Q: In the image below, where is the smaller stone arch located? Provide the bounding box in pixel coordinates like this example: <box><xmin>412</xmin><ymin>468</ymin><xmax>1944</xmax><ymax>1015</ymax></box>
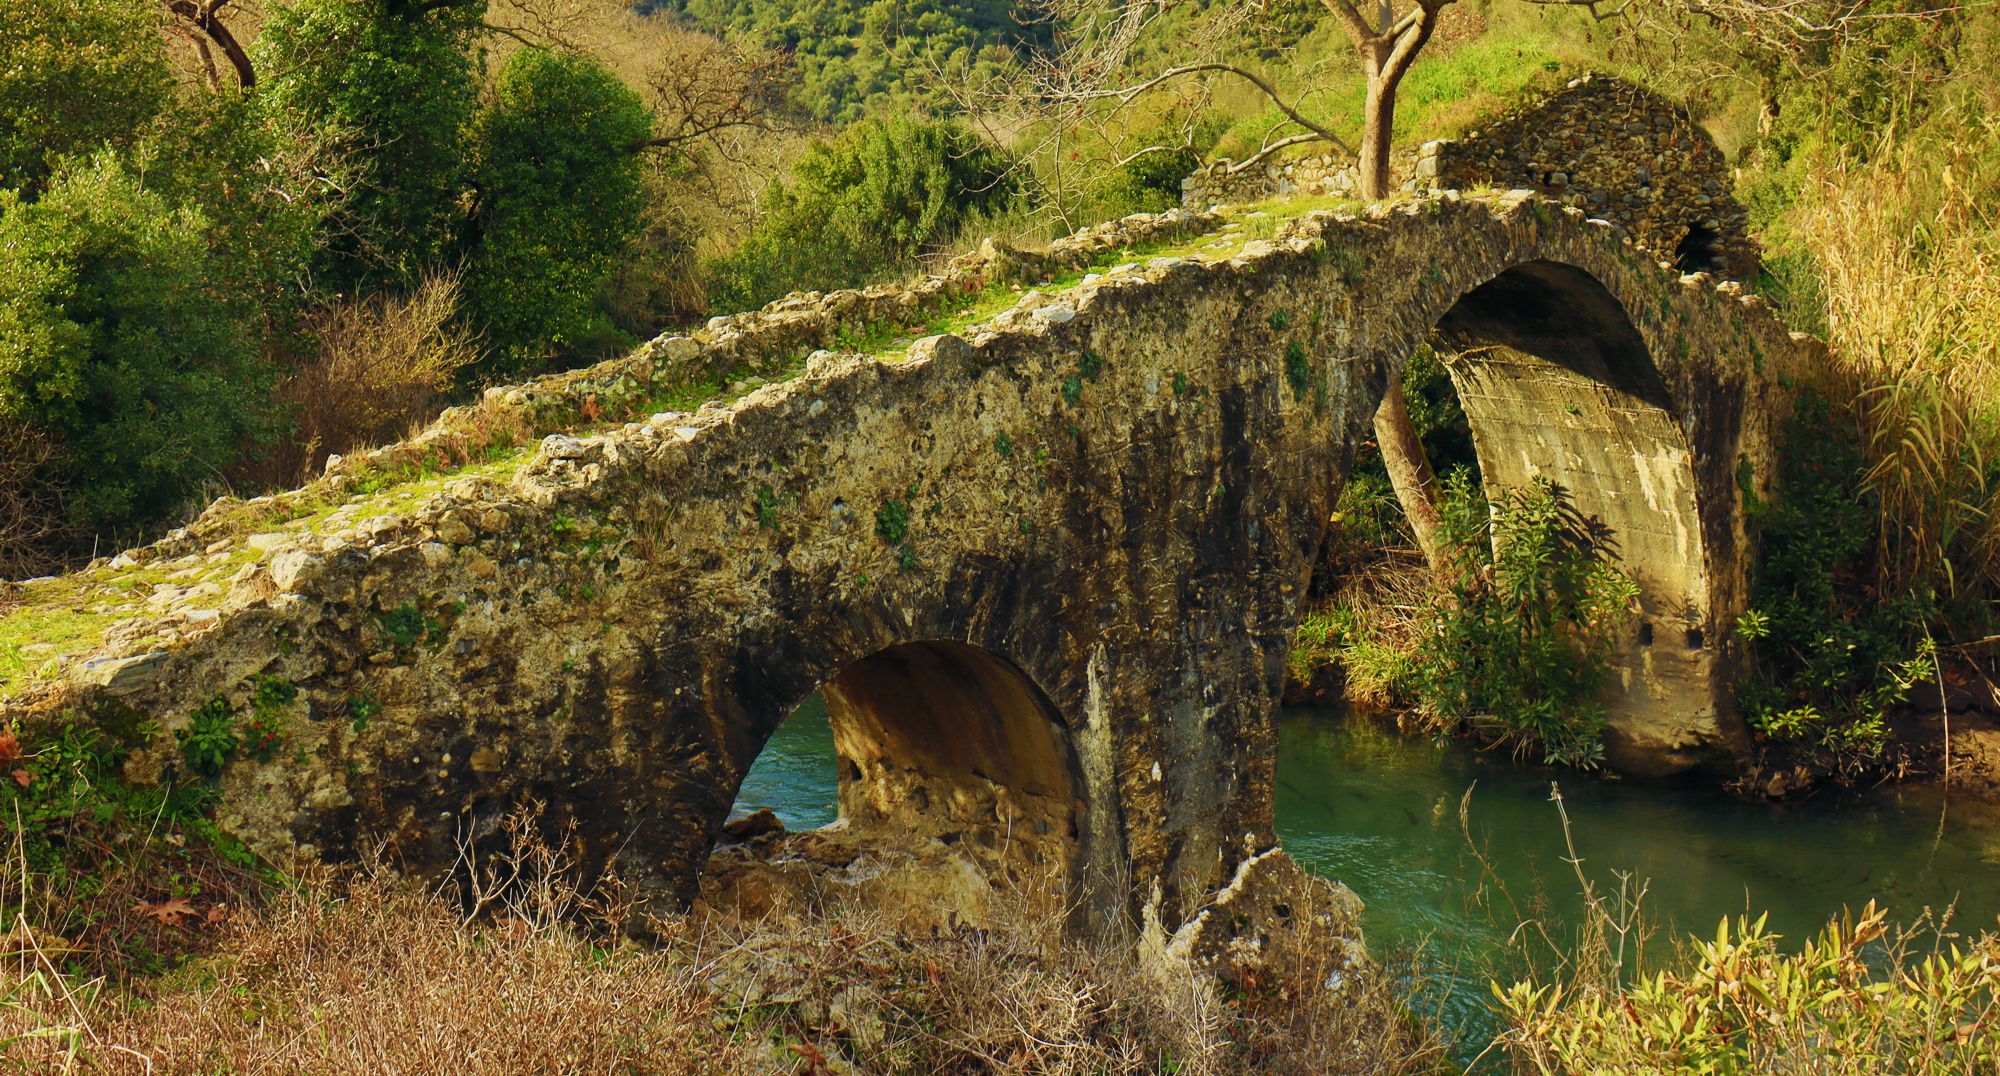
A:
<box><xmin>705</xmin><ymin>639</ymin><xmax>1084</xmax><ymax>931</ymax></box>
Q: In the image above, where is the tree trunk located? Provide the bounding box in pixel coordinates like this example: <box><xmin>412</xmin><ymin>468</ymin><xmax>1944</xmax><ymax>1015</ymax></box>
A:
<box><xmin>1358</xmin><ymin>72</ymin><xmax>1396</xmax><ymax>200</ymax></box>
<box><xmin>1373</xmin><ymin>370</ymin><xmax>1445</xmax><ymax>567</ymax></box>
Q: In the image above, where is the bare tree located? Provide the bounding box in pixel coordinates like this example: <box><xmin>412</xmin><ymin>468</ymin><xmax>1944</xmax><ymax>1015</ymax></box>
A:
<box><xmin>0</xmin><ymin>427</ymin><xmax>72</xmax><ymax>581</ymax></box>
<box><xmin>1325</xmin><ymin>0</ymin><xmax>1454</xmax><ymax>199</ymax></box>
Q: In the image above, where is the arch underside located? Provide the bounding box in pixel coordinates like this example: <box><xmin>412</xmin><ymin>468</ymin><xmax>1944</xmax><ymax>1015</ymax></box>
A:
<box><xmin>1432</xmin><ymin>261</ymin><xmax>1729</xmax><ymax>773</ymax></box>
<box><xmin>703</xmin><ymin>640</ymin><xmax>1082</xmax><ymax>931</ymax></box>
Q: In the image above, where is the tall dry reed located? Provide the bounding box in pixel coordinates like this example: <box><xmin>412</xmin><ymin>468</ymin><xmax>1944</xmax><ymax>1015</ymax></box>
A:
<box><xmin>1789</xmin><ymin>110</ymin><xmax>2000</xmax><ymax>610</ymax></box>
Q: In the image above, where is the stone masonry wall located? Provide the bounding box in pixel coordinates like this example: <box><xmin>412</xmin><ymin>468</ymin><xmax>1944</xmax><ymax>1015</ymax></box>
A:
<box><xmin>1420</xmin><ymin>73</ymin><xmax>1759</xmax><ymax>278</ymax></box>
<box><xmin>1184</xmin><ymin>73</ymin><xmax>1760</xmax><ymax>279</ymax></box>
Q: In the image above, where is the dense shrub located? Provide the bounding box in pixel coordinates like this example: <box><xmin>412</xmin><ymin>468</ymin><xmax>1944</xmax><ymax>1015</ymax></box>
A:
<box><xmin>0</xmin><ymin>0</ymin><xmax>172</xmax><ymax>197</ymax></box>
<box><xmin>255</xmin><ymin>0</ymin><xmax>487</xmax><ymax>292</ymax></box>
<box><xmin>708</xmin><ymin>116</ymin><xmax>1020</xmax><ymax>312</ymax></box>
<box><xmin>1732</xmin><ymin>395</ymin><xmax>1939</xmax><ymax>771</ymax></box>
<box><xmin>1398</xmin><ymin>476</ymin><xmax>1637</xmax><ymax>767</ymax></box>
<box><xmin>0</xmin><ymin>156</ymin><xmax>274</xmax><ymax>537</ymax></box>
<box><xmin>460</xmin><ymin>48</ymin><xmax>653</xmax><ymax>373</ymax></box>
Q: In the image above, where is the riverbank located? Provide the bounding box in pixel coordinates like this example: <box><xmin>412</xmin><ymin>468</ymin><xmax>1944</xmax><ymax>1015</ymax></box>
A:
<box><xmin>1283</xmin><ymin>578</ymin><xmax>2000</xmax><ymax>804</ymax></box>
<box><xmin>2</xmin><ymin>826</ymin><xmax>1446</xmax><ymax>1074</ymax></box>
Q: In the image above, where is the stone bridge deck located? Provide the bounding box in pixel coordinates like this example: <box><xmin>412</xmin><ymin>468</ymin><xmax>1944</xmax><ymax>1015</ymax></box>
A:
<box><xmin>0</xmin><ymin>190</ymin><xmax>1827</xmax><ymax>955</ymax></box>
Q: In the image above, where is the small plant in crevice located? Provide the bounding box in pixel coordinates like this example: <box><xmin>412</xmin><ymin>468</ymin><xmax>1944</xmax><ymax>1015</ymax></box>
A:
<box><xmin>876</xmin><ymin>495</ymin><xmax>918</xmax><ymax>572</ymax></box>
<box><xmin>375</xmin><ymin>602</ymin><xmax>445</xmax><ymax>651</ymax></box>
<box><xmin>177</xmin><ymin>696</ymin><xmax>239</xmax><ymax>779</ymax></box>
<box><xmin>875</xmin><ymin>498</ymin><xmax>910</xmax><ymax>545</ymax></box>
<box><xmin>348</xmin><ymin>693</ymin><xmax>381</xmax><ymax>732</ymax></box>
<box><xmin>753</xmin><ymin>484</ymin><xmax>780</xmax><ymax>530</ymax></box>
<box><xmin>1284</xmin><ymin>340</ymin><xmax>1312</xmax><ymax>400</ymax></box>
<box><xmin>1372</xmin><ymin>475</ymin><xmax>1639</xmax><ymax>768</ymax></box>
<box><xmin>242</xmin><ymin>676</ymin><xmax>299</xmax><ymax>764</ymax></box>
<box><xmin>1079</xmin><ymin>349</ymin><xmax>1105</xmax><ymax>382</ymax></box>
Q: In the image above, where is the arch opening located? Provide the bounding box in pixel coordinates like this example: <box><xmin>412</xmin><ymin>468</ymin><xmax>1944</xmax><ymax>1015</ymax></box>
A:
<box><xmin>1431</xmin><ymin>262</ymin><xmax>1719</xmax><ymax>770</ymax></box>
<box><xmin>1299</xmin><ymin>260</ymin><xmax>1725</xmax><ymax>773</ymax></box>
<box><xmin>713</xmin><ymin>640</ymin><xmax>1082</xmax><ymax>929</ymax></box>
<box><xmin>1674</xmin><ymin>223</ymin><xmax>1724</xmax><ymax>273</ymax></box>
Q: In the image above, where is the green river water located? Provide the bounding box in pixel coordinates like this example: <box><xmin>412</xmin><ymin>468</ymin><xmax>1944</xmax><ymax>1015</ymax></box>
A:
<box><xmin>733</xmin><ymin>696</ymin><xmax>2000</xmax><ymax>1065</ymax></box>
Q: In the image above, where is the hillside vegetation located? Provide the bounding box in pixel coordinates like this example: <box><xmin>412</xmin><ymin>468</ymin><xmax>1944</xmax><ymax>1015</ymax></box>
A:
<box><xmin>6</xmin><ymin>0</ymin><xmax>2000</xmax><ymax>1070</ymax></box>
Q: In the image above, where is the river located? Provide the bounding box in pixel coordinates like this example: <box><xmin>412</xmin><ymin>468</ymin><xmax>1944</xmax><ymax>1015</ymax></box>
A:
<box><xmin>733</xmin><ymin>695</ymin><xmax>2000</xmax><ymax>1065</ymax></box>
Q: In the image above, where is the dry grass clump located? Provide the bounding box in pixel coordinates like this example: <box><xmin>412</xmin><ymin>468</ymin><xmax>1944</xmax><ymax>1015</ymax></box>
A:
<box><xmin>260</xmin><ymin>274</ymin><xmax>481</xmax><ymax>486</ymax></box>
<box><xmin>1787</xmin><ymin>110</ymin><xmax>2000</xmax><ymax>611</ymax></box>
<box><xmin>2</xmin><ymin>814</ymin><xmax>1449</xmax><ymax>1075</ymax></box>
<box><xmin>4</xmin><ymin>871</ymin><xmax>744</xmax><ymax>1074</ymax></box>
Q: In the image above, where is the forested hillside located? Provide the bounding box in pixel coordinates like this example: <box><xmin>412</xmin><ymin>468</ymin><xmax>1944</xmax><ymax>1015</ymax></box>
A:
<box><xmin>646</xmin><ymin>0</ymin><xmax>1046</xmax><ymax>121</ymax></box>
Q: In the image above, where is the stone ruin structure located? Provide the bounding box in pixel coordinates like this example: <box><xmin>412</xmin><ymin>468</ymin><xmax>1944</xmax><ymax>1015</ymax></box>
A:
<box><xmin>1183</xmin><ymin>73</ymin><xmax>1760</xmax><ymax>279</ymax></box>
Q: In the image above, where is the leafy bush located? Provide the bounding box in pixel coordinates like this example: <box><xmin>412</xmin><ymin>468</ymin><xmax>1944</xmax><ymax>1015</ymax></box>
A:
<box><xmin>0</xmin><ymin>717</ymin><xmax>258</xmax><ymax>977</ymax></box>
<box><xmin>459</xmin><ymin>48</ymin><xmax>654</xmax><ymax>372</ymax></box>
<box><xmin>0</xmin><ymin>155</ymin><xmax>275</xmax><ymax>536</ymax></box>
<box><xmin>1495</xmin><ymin>902</ymin><xmax>2000</xmax><ymax>1074</ymax></box>
<box><xmin>1399</xmin><ymin>475</ymin><xmax>1638</xmax><ymax>767</ymax></box>
<box><xmin>1732</xmin><ymin>394</ymin><xmax>1938</xmax><ymax>770</ymax></box>
<box><xmin>708</xmin><ymin>117</ymin><xmax>1020</xmax><ymax>312</ymax></box>
<box><xmin>0</xmin><ymin>0</ymin><xmax>171</xmax><ymax>197</ymax></box>
<box><xmin>255</xmin><ymin>0</ymin><xmax>486</xmax><ymax>292</ymax></box>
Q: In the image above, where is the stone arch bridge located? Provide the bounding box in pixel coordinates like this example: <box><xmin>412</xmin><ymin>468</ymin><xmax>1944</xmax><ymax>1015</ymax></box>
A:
<box><xmin>0</xmin><ymin>191</ymin><xmax>1825</xmax><ymax>955</ymax></box>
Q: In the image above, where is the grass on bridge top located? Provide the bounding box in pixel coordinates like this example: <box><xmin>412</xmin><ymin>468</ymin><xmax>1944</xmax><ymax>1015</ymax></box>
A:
<box><xmin>0</xmin><ymin>190</ymin><xmax>1400</xmax><ymax>698</ymax></box>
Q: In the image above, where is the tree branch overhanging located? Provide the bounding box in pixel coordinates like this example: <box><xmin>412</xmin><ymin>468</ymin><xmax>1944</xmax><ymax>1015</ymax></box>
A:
<box><xmin>166</xmin><ymin>0</ymin><xmax>255</xmax><ymax>89</ymax></box>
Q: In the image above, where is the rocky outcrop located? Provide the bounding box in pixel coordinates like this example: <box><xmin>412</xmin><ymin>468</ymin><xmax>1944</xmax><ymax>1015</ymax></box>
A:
<box><xmin>0</xmin><ymin>190</ymin><xmax>1827</xmax><ymax>965</ymax></box>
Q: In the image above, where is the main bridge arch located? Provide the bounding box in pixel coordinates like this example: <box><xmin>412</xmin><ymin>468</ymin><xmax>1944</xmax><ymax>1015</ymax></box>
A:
<box><xmin>0</xmin><ymin>191</ymin><xmax>1821</xmax><ymax>956</ymax></box>
<box><xmin>1410</xmin><ymin>259</ymin><xmax>1740</xmax><ymax>772</ymax></box>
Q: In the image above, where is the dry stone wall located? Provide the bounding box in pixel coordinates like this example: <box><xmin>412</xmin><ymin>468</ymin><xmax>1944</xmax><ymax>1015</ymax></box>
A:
<box><xmin>1185</xmin><ymin>74</ymin><xmax>1759</xmax><ymax>279</ymax></box>
<box><xmin>0</xmin><ymin>190</ymin><xmax>1826</xmax><ymax>968</ymax></box>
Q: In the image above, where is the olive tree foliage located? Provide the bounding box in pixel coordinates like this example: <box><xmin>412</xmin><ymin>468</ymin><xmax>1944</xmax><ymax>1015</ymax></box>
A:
<box><xmin>708</xmin><ymin>116</ymin><xmax>1021</xmax><ymax>313</ymax></box>
<box><xmin>0</xmin><ymin>0</ymin><xmax>176</xmax><ymax>197</ymax></box>
<box><xmin>460</xmin><ymin>47</ymin><xmax>654</xmax><ymax>371</ymax></box>
<box><xmin>0</xmin><ymin>157</ymin><xmax>274</xmax><ymax>534</ymax></box>
<box><xmin>254</xmin><ymin>0</ymin><xmax>490</xmax><ymax>293</ymax></box>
